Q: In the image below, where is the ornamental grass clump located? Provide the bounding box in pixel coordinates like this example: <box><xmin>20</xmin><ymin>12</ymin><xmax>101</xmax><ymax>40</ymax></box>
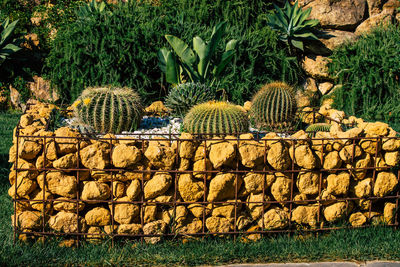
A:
<box><xmin>250</xmin><ymin>81</ymin><xmax>297</xmax><ymax>131</ymax></box>
<box><xmin>183</xmin><ymin>101</ymin><xmax>249</xmax><ymax>135</ymax></box>
<box><xmin>72</xmin><ymin>86</ymin><xmax>144</xmax><ymax>134</ymax></box>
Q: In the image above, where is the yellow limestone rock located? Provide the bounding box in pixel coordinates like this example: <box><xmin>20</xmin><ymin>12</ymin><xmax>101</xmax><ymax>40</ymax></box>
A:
<box><xmin>206</xmin><ymin>216</ymin><xmax>231</xmax><ymax>233</ymax></box>
<box><xmin>144</xmin><ymin>144</ymin><xmax>175</xmax><ymax>170</ymax></box>
<box><xmin>271</xmin><ymin>174</ymin><xmax>291</xmax><ymax>202</ymax></box>
<box><xmin>53</xmin><ymin>197</ymin><xmax>85</xmax><ymax>212</ymax></box>
<box><xmin>85</xmin><ymin>207</ymin><xmax>112</xmax><ymax>226</ymax></box>
<box><xmin>294</xmin><ymin>145</ymin><xmax>319</xmax><ymax>169</ymax></box>
<box><xmin>323</xmin><ymin>202</ymin><xmax>348</xmax><ymax>222</ymax></box>
<box><xmin>48</xmin><ymin>211</ymin><xmax>87</xmax><ymax>233</ymax></box>
<box><xmin>110</xmin><ymin>196</ymin><xmax>140</xmax><ymax>224</ymax></box>
<box><xmin>267</xmin><ymin>142</ymin><xmax>291</xmax><ymax>171</ymax></box>
<box><xmin>126</xmin><ymin>179</ymin><xmax>141</xmax><ymax>200</ymax></box>
<box><xmin>209</xmin><ymin>141</ymin><xmax>236</xmax><ymax>169</ymax></box>
<box><xmin>179</xmin><ymin>133</ymin><xmax>197</xmax><ymax>159</ymax></box>
<box><xmin>178</xmin><ymin>173</ymin><xmax>204</xmax><ymax>202</ymax></box>
<box><xmin>353</xmin><ymin>178</ymin><xmax>372</xmax><ymax>198</ymax></box>
<box><xmin>384</xmin><ymin>202</ymin><xmax>396</xmax><ymax>224</ymax></box>
<box><xmin>296</xmin><ymin>171</ymin><xmax>320</xmax><ymax>195</ymax></box>
<box><xmin>247</xmin><ymin>193</ymin><xmax>271</xmax><ymax>220</ymax></box>
<box><xmin>54</xmin><ymin>127</ymin><xmax>81</xmax><ymax>155</ymax></box>
<box><xmin>238</xmin><ymin>139</ymin><xmax>265</xmax><ymax>168</ymax></box>
<box><xmin>193</xmin><ymin>158</ymin><xmax>213</xmax><ymax>180</ymax></box>
<box><xmin>118</xmin><ymin>224</ymin><xmax>142</xmax><ymax>235</ymax></box>
<box><xmin>12</xmin><ymin>211</ymin><xmax>42</xmax><ymax>230</ymax></box>
<box><xmin>384</xmin><ymin>151</ymin><xmax>400</xmax><ymax>166</ymax></box>
<box><xmin>81</xmin><ymin>181</ymin><xmax>111</xmax><ymax>200</ymax></box>
<box><xmin>373</xmin><ymin>172</ymin><xmax>398</xmax><ymax>197</ymax></box>
<box><xmin>80</xmin><ymin>141</ymin><xmax>110</xmax><ymax>169</ymax></box>
<box><xmin>323</xmin><ymin>151</ymin><xmax>342</xmax><ymax>170</ymax></box>
<box><xmin>143</xmin><ymin>220</ymin><xmax>168</xmax><ymax>244</ymax></box>
<box><xmin>18</xmin><ymin>139</ymin><xmax>42</xmax><ymax>160</ymax></box>
<box><xmin>46</xmin><ymin>171</ymin><xmax>77</xmax><ymax>198</ymax></box>
<box><xmin>112</xmin><ymin>144</ymin><xmax>141</xmax><ymax>168</ymax></box>
<box><xmin>349</xmin><ymin>212</ymin><xmax>367</xmax><ymax>226</ymax></box>
<box><xmin>291</xmin><ymin>205</ymin><xmax>319</xmax><ymax>227</ymax></box>
<box><xmin>243</xmin><ymin>172</ymin><xmax>275</xmax><ymax>195</ymax></box>
<box><xmin>144</xmin><ymin>172</ymin><xmax>172</xmax><ymax>199</ymax></box>
<box><xmin>52</xmin><ymin>153</ymin><xmax>77</xmax><ymax>169</ymax></box>
<box><xmin>326</xmin><ymin>172</ymin><xmax>350</xmax><ymax>196</ymax></box>
<box><xmin>207</xmin><ymin>172</ymin><xmax>242</xmax><ymax>202</ymax></box>
<box><xmin>258</xmin><ymin>208</ymin><xmax>289</xmax><ymax>230</ymax></box>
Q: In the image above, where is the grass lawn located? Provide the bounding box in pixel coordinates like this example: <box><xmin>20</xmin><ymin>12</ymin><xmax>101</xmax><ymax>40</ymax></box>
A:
<box><xmin>1</xmin><ymin>111</ymin><xmax>400</xmax><ymax>266</ymax></box>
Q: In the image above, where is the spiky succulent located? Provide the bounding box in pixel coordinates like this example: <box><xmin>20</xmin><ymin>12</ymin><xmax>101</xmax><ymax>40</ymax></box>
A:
<box><xmin>165</xmin><ymin>82</ymin><xmax>215</xmax><ymax>117</ymax></box>
<box><xmin>305</xmin><ymin>123</ymin><xmax>332</xmax><ymax>134</ymax></box>
<box><xmin>250</xmin><ymin>81</ymin><xmax>297</xmax><ymax>131</ymax></box>
<box><xmin>0</xmin><ymin>17</ymin><xmax>22</xmax><ymax>66</ymax></box>
<box><xmin>183</xmin><ymin>101</ymin><xmax>249</xmax><ymax>135</ymax></box>
<box><xmin>72</xmin><ymin>86</ymin><xmax>144</xmax><ymax>134</ymax></box>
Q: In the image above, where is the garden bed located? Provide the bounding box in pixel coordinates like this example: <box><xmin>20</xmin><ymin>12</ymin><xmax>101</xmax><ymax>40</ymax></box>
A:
<box><xmin>8</xmin><ymin>103</ymin><xmax>400</xmax><ymax>245</ymax></box>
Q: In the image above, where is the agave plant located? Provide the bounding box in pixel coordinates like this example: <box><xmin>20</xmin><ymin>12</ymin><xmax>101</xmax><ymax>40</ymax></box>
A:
<box><xmin>267</xmin><ymin>1</ymin><xmax>319</xmax><ymax>53</ymax></box>
<box><xmin>76</xmin><ymin>0</ymin><xmax>110</xmax><ymax>19</ymax></box>
<box><xmin>158</xmin><ymin>21</ymin><xmax>237</xmax><ymax>87</ymax></box>
<box><xmin>0</xmin><ymin>17</ymin><xmax>22</xmax><ymax>66</ymax></box>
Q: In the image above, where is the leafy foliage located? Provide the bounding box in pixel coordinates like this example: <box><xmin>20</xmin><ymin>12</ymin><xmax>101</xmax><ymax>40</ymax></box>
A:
<box><xmin>0</xmin><ymin>17</ymin><xmax>22</xmax><ymax>66</ymax></box>
<box><xmin>267</xmin><ymin>0</ymin><xmax>319</xmax><ymax>52</ymax></box>
<box><xmin>159</xmin><ymin>21</ymin><xmax>237</xmax><ymax>88</ymax></box>
<box><xmin>46</xmin><ymin>0</ymin><xmax>304</xmax><ymax>104</ymax></box>
<box><xmin>329</xmin><ymin>24</ymin><xmax>400</xmax><ymax>123</ymax></box>
<box><xmin>165</xmin><ymin>82</ymin><xmax>215</xmax><ymax>118</ymax></box>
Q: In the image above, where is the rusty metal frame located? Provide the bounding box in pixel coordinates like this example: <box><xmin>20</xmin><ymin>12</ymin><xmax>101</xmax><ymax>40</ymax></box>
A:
<box><xmin>11</xmin><ymin>110</ymin><xmax>400</xmax><ymax>246</ymax></box>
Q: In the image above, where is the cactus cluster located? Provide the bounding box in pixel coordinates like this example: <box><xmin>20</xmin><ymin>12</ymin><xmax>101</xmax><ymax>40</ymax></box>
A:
<box><xmin>73</xmin><ymin>86</ymin><xmax>144</xmax><ymax>134</ymax></box>
<box><xmin>165</xmin><ymin>82</ymin><xmax>215</xmax><ymax>117</ymax></box>
<box><xmin>183</xmin><ymin>101</ymin><xmax>249</xmax><ymax>135</ymax></box>
<box><xmin>250</xmin><ymin>81</ymin><xmax>297</xmax><ymax>130</ymax></box>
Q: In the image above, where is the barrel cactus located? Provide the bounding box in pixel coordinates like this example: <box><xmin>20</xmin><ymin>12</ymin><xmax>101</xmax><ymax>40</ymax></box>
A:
<box><xmin>305</xmin><ymin>123</ymin><xmax>332</xmax><ymax>133</ymax></box>
<box><xmin>250</xmin><ymin>81</ymin><xmax>297</xmax><ymax>130</ymax></box>
<box><xmin>165</xmin><ymin>82</ymin><xmax>215</xmax><ymax>117</ymax></box>
<box><xmin>183</xmin><ymin>101</ymin><xmax>249</xmax><ymax>135</ymax></box>
<box><xmin>72</xmin><ymin>86</ymin><xmax>144</xmax><ymax>134</ymax></box>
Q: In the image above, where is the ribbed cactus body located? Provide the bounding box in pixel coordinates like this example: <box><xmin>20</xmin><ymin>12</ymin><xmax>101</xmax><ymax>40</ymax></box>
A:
<box><xmin>305</xmin><ymin>123</ymin><xmax>332</xmax><ymax>134</ymax></box>
<box><xmin>73</xmin><ymin>86</ymin><xmax>143</xmax><ymax>134</ymax></box>
<box><xmin>183</xmin><ymin>101</ymin><xmax>249</xmax><ymax>135</ymax></box>
<box><xmin>165</xmin><ymin>82</ymin><xmax>215</xmax><ymax>117</ymax></box>
<box><xmin>250</xmin><ymin>81</ymin><xmax>297</xmax><ymax>130</ymax></box>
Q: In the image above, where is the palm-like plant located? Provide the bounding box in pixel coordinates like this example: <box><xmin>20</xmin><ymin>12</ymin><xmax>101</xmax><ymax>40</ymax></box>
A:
<box><xmin>267</xmin><ymin>1</ymin><xmax>319</xmax><ymax>53</ymax></box>
<box><xmin>0</xmin><ymin>17</ymin><xmax>22</xmax><ymax>66</ymax></box>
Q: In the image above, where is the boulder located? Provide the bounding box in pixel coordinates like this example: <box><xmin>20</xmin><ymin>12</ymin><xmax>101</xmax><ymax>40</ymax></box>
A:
<box><xmin>144</xmin><ymin>172</ymin><xmax>172</xmax><ymax>199</ymax></box>
<box><xmin>243</xmin><ymin>172</ymin><xmax>275</xmax><ymax>195</ymax></box>
<box><xmin>18</xmin><ymin>139</ymin><xmax>42</xmax><ymax>160</ymax></box>
<box><xmin>12</xmin><ymin>211</ymin><xmax>42</xmax><ymax>230</ymax></box>
<box><xmin>81</xmin><ymin>181</ymin><xmax>111</xmax><ymax>200</ymax></box>
<box><xmin>177</xmin><ymin>218</ymin><xmax>203</xmax><ymax>234</ymax></box>
<box><xmin>373</xmin><ymin>172</ymin><xmax>398</xmax><ymax>197</ymax></box>
<box><xmin>323</xmin><ymin>151</ymin><xmax>342</xmax><ymax>170</ymax></box>
<box><xmin>209</xmin><ymin>141</ymin><xmax>236</xmax><ymax>169</ymax></box>
<box><xmin>318</xmin><ymin>82</ymin><xmax>334</xmax><ymax>95</ymax></box>
<box><xmin>349</xmin><ymin>212</ymin><xmax>367</xmax><ymax>226</ymax></box>
<box><xmin>308</xmin><ymin>30</ymin><xmax>358</xmax><ymax>55</ymax></box>
<box><xmin>238</xmin><ymin>140</ymin><xmax>265</xmax><ymax>168</ymax></box>
<box><xmin>258</xmin><ymin>208</ymin><xmax>289</xmax><ymax>230</ymax></box>
<box><xmin>247</xmin><ymin>193</ymin><xmax>271</xmax><ymax>220</ymax></box>
<box><xmin>112</xmin><ymin>144</ymin><xmax>141</xmax><ymax>168</ymax></box>
<box><xmin>112</xmin><ymin>181</ymin><xmax>126</xmax><ymax>198</ymax></box>
<box><xmin>188</xmin><ymin>203</ymin><xmax>212</xmax><ymax>218</ymax></box>
<box><xmin>293</xmin><ymin>145</ymin><xmax>319</xmax><ymax>169</ymax></box>
<box><xmin>111</xmin><ymin>196</ymin><xmax>140</xmax><ymax>224</ymax></box>
<box><xmin>271</xmin><ymin>174</ymin><xmax>292</xmax><ymax>202</ymax></box>
<box><xmin>80</xmin><ymin>142</ymin><xmax>110</xmax><ymax>169</ymax></box>
<box><xmin>267</xmin><ymin>142</ymin><xmax>291</xmax><ymax>171</ymax></box>
<box><xmin>350</xmin><ymin>153</ymin><xmax>372</xmax><ymax>180</ymax></box>
<box><xmin>52</xmin><ymin>153</ymin><xmax>77</xmax><ymax>169</ymax></box>
<box><xmin>193</xmin><ymin>159</ymin><xmax>213</xmax><ymax>180</ymax></box>
<box><xmin>48</xmin><ymin>211</ymin><xmax>87</xmax><ymax>233</ymax></box>
<box><xmin>355</xmin><ymin>11</ymin><xmax>393</xmax><ymax>36</ymax></box>
<box><xmin>299</xmin><ymin>0</ymin><xmax>366</xmax><ymax>30</ymax></box>
<box><xmin>85</xmin><ymin>207</ymin><xmax>112</xmax><ymax>226</ymax></box>
<box><xmin>384</xmin><ymin>202</ymin><xmax>396</xmax><ymax>224</ymax></box>
<box><xmin>302</xmin><ymin>55</ymin><xmax>332</xmax><ymax>80</ymax></box>
<box><xmin>178</xmin><ymin>173</ymin><xmax>204</xmax><ymax>202</ymax></box>
<box><xmin>126</xmin><ymin>179</ymin><xmax>141</xmax><ymax>200</ymax></box>
<box><xmin>323</xmin><ymin>202</ymin><xmax>348</xmax><ymax>222</ymax></box>
<box><xmin>367</xmin><ymin>0</ymin><xmax>384</xmax><ymax>15</ymax></box>
<box><xmin>53</xmin><ymin>197</ymin><xmax>85</xmax><ymax>212</ymax></box>
<box><xmin>143</xmin><ymin>220</ymin><xmax>167</xmax><ymax>244</ymax></box>
<box><xmin>353</xmin><ymin>178</ymin><xmax>372</xmax><ymax>198</ymax></box>
<box><xmin>363</xmin><ymin>121</ymin><xmax>389</xmax><ymax>137</ymax></box>
<box><xmin>384</xmin><ymin>151</ymin><xmax>400</xmax><ymax>166</ymax></box>
<box><xmin>339</xmin><ymin>144</ymin><xmax>363</xmax><ymax>163</ymax></box>
<box><xmin>206</xmin><ymin>216</ymin><xmax>231</xmax><ymax>233</ymax></box>
<box><xmin>144</xmin><ymin>204</ymin><xmax>158</xmax><ymax>224</ymax></box>
<box><xmin>179</xmin><ymin>133</ymin><xmax>197</xmax><ymax>159</ymax></box>
<box><xmin>28</xmin><ymin>76</ymin><xmax>59</xmax><ymax>102</ymax></box>
<box><xmin>297</xmin><ymin>171</ymin><xmax>320</xmax><ymax>195</ymax></box>
<box><xmin>8</xmin><ymin>177</ymin><xmax>37</xmax><ymax>199</ymax></box>
<box><xmin>30</xmin><ymin>190</ymin><xmax>52</xmax><ymax>211</ymax></box>
<box><xmin>118</xmin><ymin>224</ymin><xmax>142</xmax><ymax>235</ymax></box>
<box><xmin>54</xmin><ymin>127</ymin><xmax>81</xmax><ymax>155</ymax></box>
<box><xmin>145</xmin><ymin>101</ymin><xmax>169</xmax><ymax>116</ymax></box>
<box><xmin>207</xmin><ymin>172</ymin><xmax>242</xmax><ymax>202</ymax></box>
<box><xmin>144</xmin><ymin>144</ymin><xmax>175</xmax><ymax>170</ymax></box>
<box><xmin>291</xmin><ymin>205</ymin><xmax>319</xmax><ymax>227</ymax></box>
<box><xmin>46</xmin><ymin>171</ymin><xmax>77</xmax><ymax>198</ymax></box>
<box><xmin>327</xmin><ymin>172</ymin><xmax>350</xmax><ymax>195</ymax></box>
<box><xmin>211</xmin><ymin>200</ymin><xmax>240</xmax><ymax>219</ymax></box>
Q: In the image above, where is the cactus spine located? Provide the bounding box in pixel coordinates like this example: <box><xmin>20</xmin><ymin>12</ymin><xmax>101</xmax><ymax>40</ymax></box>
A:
<box><xmin>165</xmin><ymin>82</ymin><xmax>215</xmax><ymax>117</ymax></box>
<box><xmin>183</xmin><ymin>101</ymin><xmax>249</xmax><ymax>135</ymax></box>
<box><xmin>250</xmin><ymin>81</ymin><xmax>297</xmax><ymax>130</ymax></box>
<box><xmin>305</xmin><ymin>123</ymin><xmax>332</xmax><ymax>133</ymax></box>
<box><xmin>73</xmin><ymin>86</ymin><xmax>144</xmax><ymax>134</ymax></box>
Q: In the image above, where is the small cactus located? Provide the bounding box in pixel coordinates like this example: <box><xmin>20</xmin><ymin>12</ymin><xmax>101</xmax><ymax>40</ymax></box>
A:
<box><xmin>165</xmin><ymin>82</ymin><xmax>215</xmax><ymax>117</ymax></box>
<box><xmin>183</xmin><ymin>101</ymin><xmax>249</xmax><ymax>135</ymax></box>
<box><xmin>305</xmin><ymin>123</ymin><xmax>332</xmax><ymax>135</ymax></box>
<box><xmin>72</xmin><ymin>86</ymin><xmax>144</xmax><ymax>134</ymax></box>
<box><xmin>250</xmin><ymin>81</ymin><xmax>297</xmax><ymax>130</ymax></box>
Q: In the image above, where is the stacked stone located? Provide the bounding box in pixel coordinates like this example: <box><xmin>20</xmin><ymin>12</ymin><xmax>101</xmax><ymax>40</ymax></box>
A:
<box><xmin>9</xmin><ymin>109</ymin><xmax>400</xmax><ymax>243</ymax></box>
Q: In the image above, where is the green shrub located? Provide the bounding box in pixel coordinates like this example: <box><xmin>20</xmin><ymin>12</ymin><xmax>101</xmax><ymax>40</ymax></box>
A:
<box><xmin>183</xmin><ymin>101</ymin><xmax>249</xmax><ymax>135</ymax></box>
<box><xmin>329</xmin><ymin>24</ymin><xmax>400</xmax><ymax>123</ymax></box>
<box><xmin>46</xmin><ymin>0</ymin><xmax>303</xmax><ymax>104</ymax></box>
<box><xmin>73</xmin><ymin>86</ymin><xmax>144</xmax><ymax>134</ymax></box>
<box><xmin>165</xmin><ymin>82</ymin><xmax>215</xmax><ymax>118</ymax></box>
